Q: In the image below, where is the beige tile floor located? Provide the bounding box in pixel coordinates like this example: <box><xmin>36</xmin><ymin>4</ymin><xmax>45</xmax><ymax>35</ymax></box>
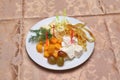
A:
<box><xmin>0</xmin><ymin>0</ymin><xmax>120</xmax><ymax>80</ymax></box>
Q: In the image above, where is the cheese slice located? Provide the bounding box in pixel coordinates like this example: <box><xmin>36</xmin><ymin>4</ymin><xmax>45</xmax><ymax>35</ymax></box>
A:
<box><xmin>74</xmin><ymin>44</ymin><xmax>83</xmax><ymax>58</ymax></box>
<box><xmin>61</xmin><ymin>36</ymin><xmax>83</xmax><ymax>59</ymax></box>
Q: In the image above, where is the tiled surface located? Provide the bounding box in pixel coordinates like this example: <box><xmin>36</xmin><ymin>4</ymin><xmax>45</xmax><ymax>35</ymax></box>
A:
<box><xmin>0</xmin><ymin>0</ymin><xmax>120</xmax><ymax>80</ymax></box>
<box><xmin>0</xmin><ymin>19</ymin><xmax>22</xmax><ymax>80</ymax></box>
<box><xmin>101</xmin><ymin>0</ymin><xmax>120</xmax><ymax>13</ymax></box>
<box><xmin>24</xmin><ymin>0</ymin><xmax>104</xmax><ymax>18</ymax></box>
<box><xmin>20</xmin><ymin>17</ymin><xmax>120</xmax><ymax>80</ymax></box>
<box><xmin>105</xmin><ymin>15</ymin><xmax>120</xmax><ymax>73</ymax></box>
<box><xmin>0</xmin><ymin>0</ymin><xmax>22</xmax><ymax>20</ymax></box>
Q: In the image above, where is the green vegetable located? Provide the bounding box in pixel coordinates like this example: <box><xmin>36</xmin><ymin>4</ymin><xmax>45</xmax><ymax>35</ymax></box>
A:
<box><xmin>48</xmin><ymin>56</ymin><xmax>56</xmax><ymax>64</ymax></box>
<box><xmin>29</xmin><ymin>27</ymin><xmax>52</xmax><ymax>43</ymax></box>
<box><xmin>63</xmin><ymin>9</ymin><xmax>66</xmax><ymax>16</ymax></box>
<box><xmin>56</xmin><ymin>14</ymin><xmax>59</xmax><ymax>22</ymax></box>
<box><xmin>56</xmin><ymin>56</ymin><xmax>64</xmax><ymax>66</ymax></box>
<box><xmin>55</xmin><ymin>9</ymin><xmax>69</xmax><ymax>32</ymax></box>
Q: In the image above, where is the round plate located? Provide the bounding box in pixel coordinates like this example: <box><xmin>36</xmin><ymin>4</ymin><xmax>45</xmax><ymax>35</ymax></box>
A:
<box><xmin>26</xmin><ymin>16</ymin><xmax>94</xmax><ymax>70</ymax></box>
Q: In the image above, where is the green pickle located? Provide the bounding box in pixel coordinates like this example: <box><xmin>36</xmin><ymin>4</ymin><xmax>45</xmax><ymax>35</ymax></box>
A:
<box><xmin>56</xmin><ymin>56</ymin><xmax>64</xmax><ymax>66</ymax></box>
<box><xmin>48</xmin><ymin>56</ymin><xmax>56</xmax><ymax>64</ymax></box>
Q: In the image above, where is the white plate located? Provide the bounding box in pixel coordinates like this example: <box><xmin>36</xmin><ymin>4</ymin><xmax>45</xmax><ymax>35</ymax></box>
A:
<box><xmin>26</xmin><ymin>16</ymin><xmax>94</xmax><ymax>70</ymax></box>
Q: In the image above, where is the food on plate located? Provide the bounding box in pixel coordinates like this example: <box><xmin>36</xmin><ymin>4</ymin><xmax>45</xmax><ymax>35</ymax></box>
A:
<box><xmin>29</xmin><ymin>16</ymin><xmax>95</xmax><ymax>66</ymax></box>
<box><xmin>56</xmin><ymin>56</ymin><xmax>64</xmax><ymax>66</ymax></box>
<box><xmin>36</xmin><ymin>43</ymin><xmax>43</xmax><ymax>53</ymax></box>
<box><xmin>48</xmin><ymin>56</ymin><xmax>56</xmax><ymax>64</ymax></box>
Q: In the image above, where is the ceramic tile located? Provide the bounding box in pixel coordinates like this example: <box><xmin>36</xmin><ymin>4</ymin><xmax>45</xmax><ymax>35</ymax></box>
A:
<box><xmin>24</xmin><ymin>0</ymin><xmax>104</xmax><ymax>18</ymax></box>
<box><xmin>0</xmin><ymin>19</ymin><xmax>22</xmax><ymax>80</ymax></box>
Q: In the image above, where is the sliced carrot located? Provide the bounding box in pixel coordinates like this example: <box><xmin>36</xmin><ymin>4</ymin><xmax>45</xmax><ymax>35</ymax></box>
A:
<box><xmin>57</xmin><ymin>39</ymin><xmax>62</xmax><ymax>44</ymax></box>
<box><xmin>44</xmin><ymin>51</ymin><xmax>49</xmax><ymax>58</ymax></box>
<box><xmin>44</xmin><ymin>44</ymin><xmax>48</xmax><ymax>50</ymax></box>
<box><xmin>50</xmin><ymin>37</ymin><xmax>58</xmax><ymax>44</ymax></box>
<box><xmin>47</xmin><ymin>44</ymin><xmax>55</xmax><ymax>54</ymax></box>
<box><xmin>55</xmin><ymin>43</ymin><xmax>61</xmax><ymax>50</ymax></box>
<box><xmin>38</xmin><ymin>41</ymin><xmax>43</xmax><ymax>45</ymax></box>
<box><xmin>36</xmin><ymin>44</ymin><xmax>43</xmax><ymax>53</ymax></box>
<box><xmin>53</xmin><ymin>51</ymin><xmax>58</xmax><ymax>58</ymax></box>
<box><xmin>45</xmin><ymin>39</ymin><xmax>50</xmax><ymax>46</ymax></box>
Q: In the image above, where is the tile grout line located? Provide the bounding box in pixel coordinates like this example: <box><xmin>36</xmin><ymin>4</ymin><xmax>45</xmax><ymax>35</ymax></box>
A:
<box><xmin>0</xmin><ymin>13</ymin><xmax>120</xmax><ymax>21</ymax></box>
<box><xmin>104</xmin><ymin>19</ymin><xmax>120</xmax><ymax>78</ymax></box>
<box><xmin>10</xmin><ymin>0</ymin><xmax>24</xmax><ymax>80</ymax></box>
<box><xmin>98</xmin><ymin>0</ymin><xmax>106</xmax><ymax>14</ymax></box>
<box><xmin>17</xmin><ymin>0</ymin><xmax>25</xmax><ymax>80</ymax></box>
<box><xmin>69</xmin><ymin>13</ymin><xmax>120</xmax><ymax>17</ymax></box>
